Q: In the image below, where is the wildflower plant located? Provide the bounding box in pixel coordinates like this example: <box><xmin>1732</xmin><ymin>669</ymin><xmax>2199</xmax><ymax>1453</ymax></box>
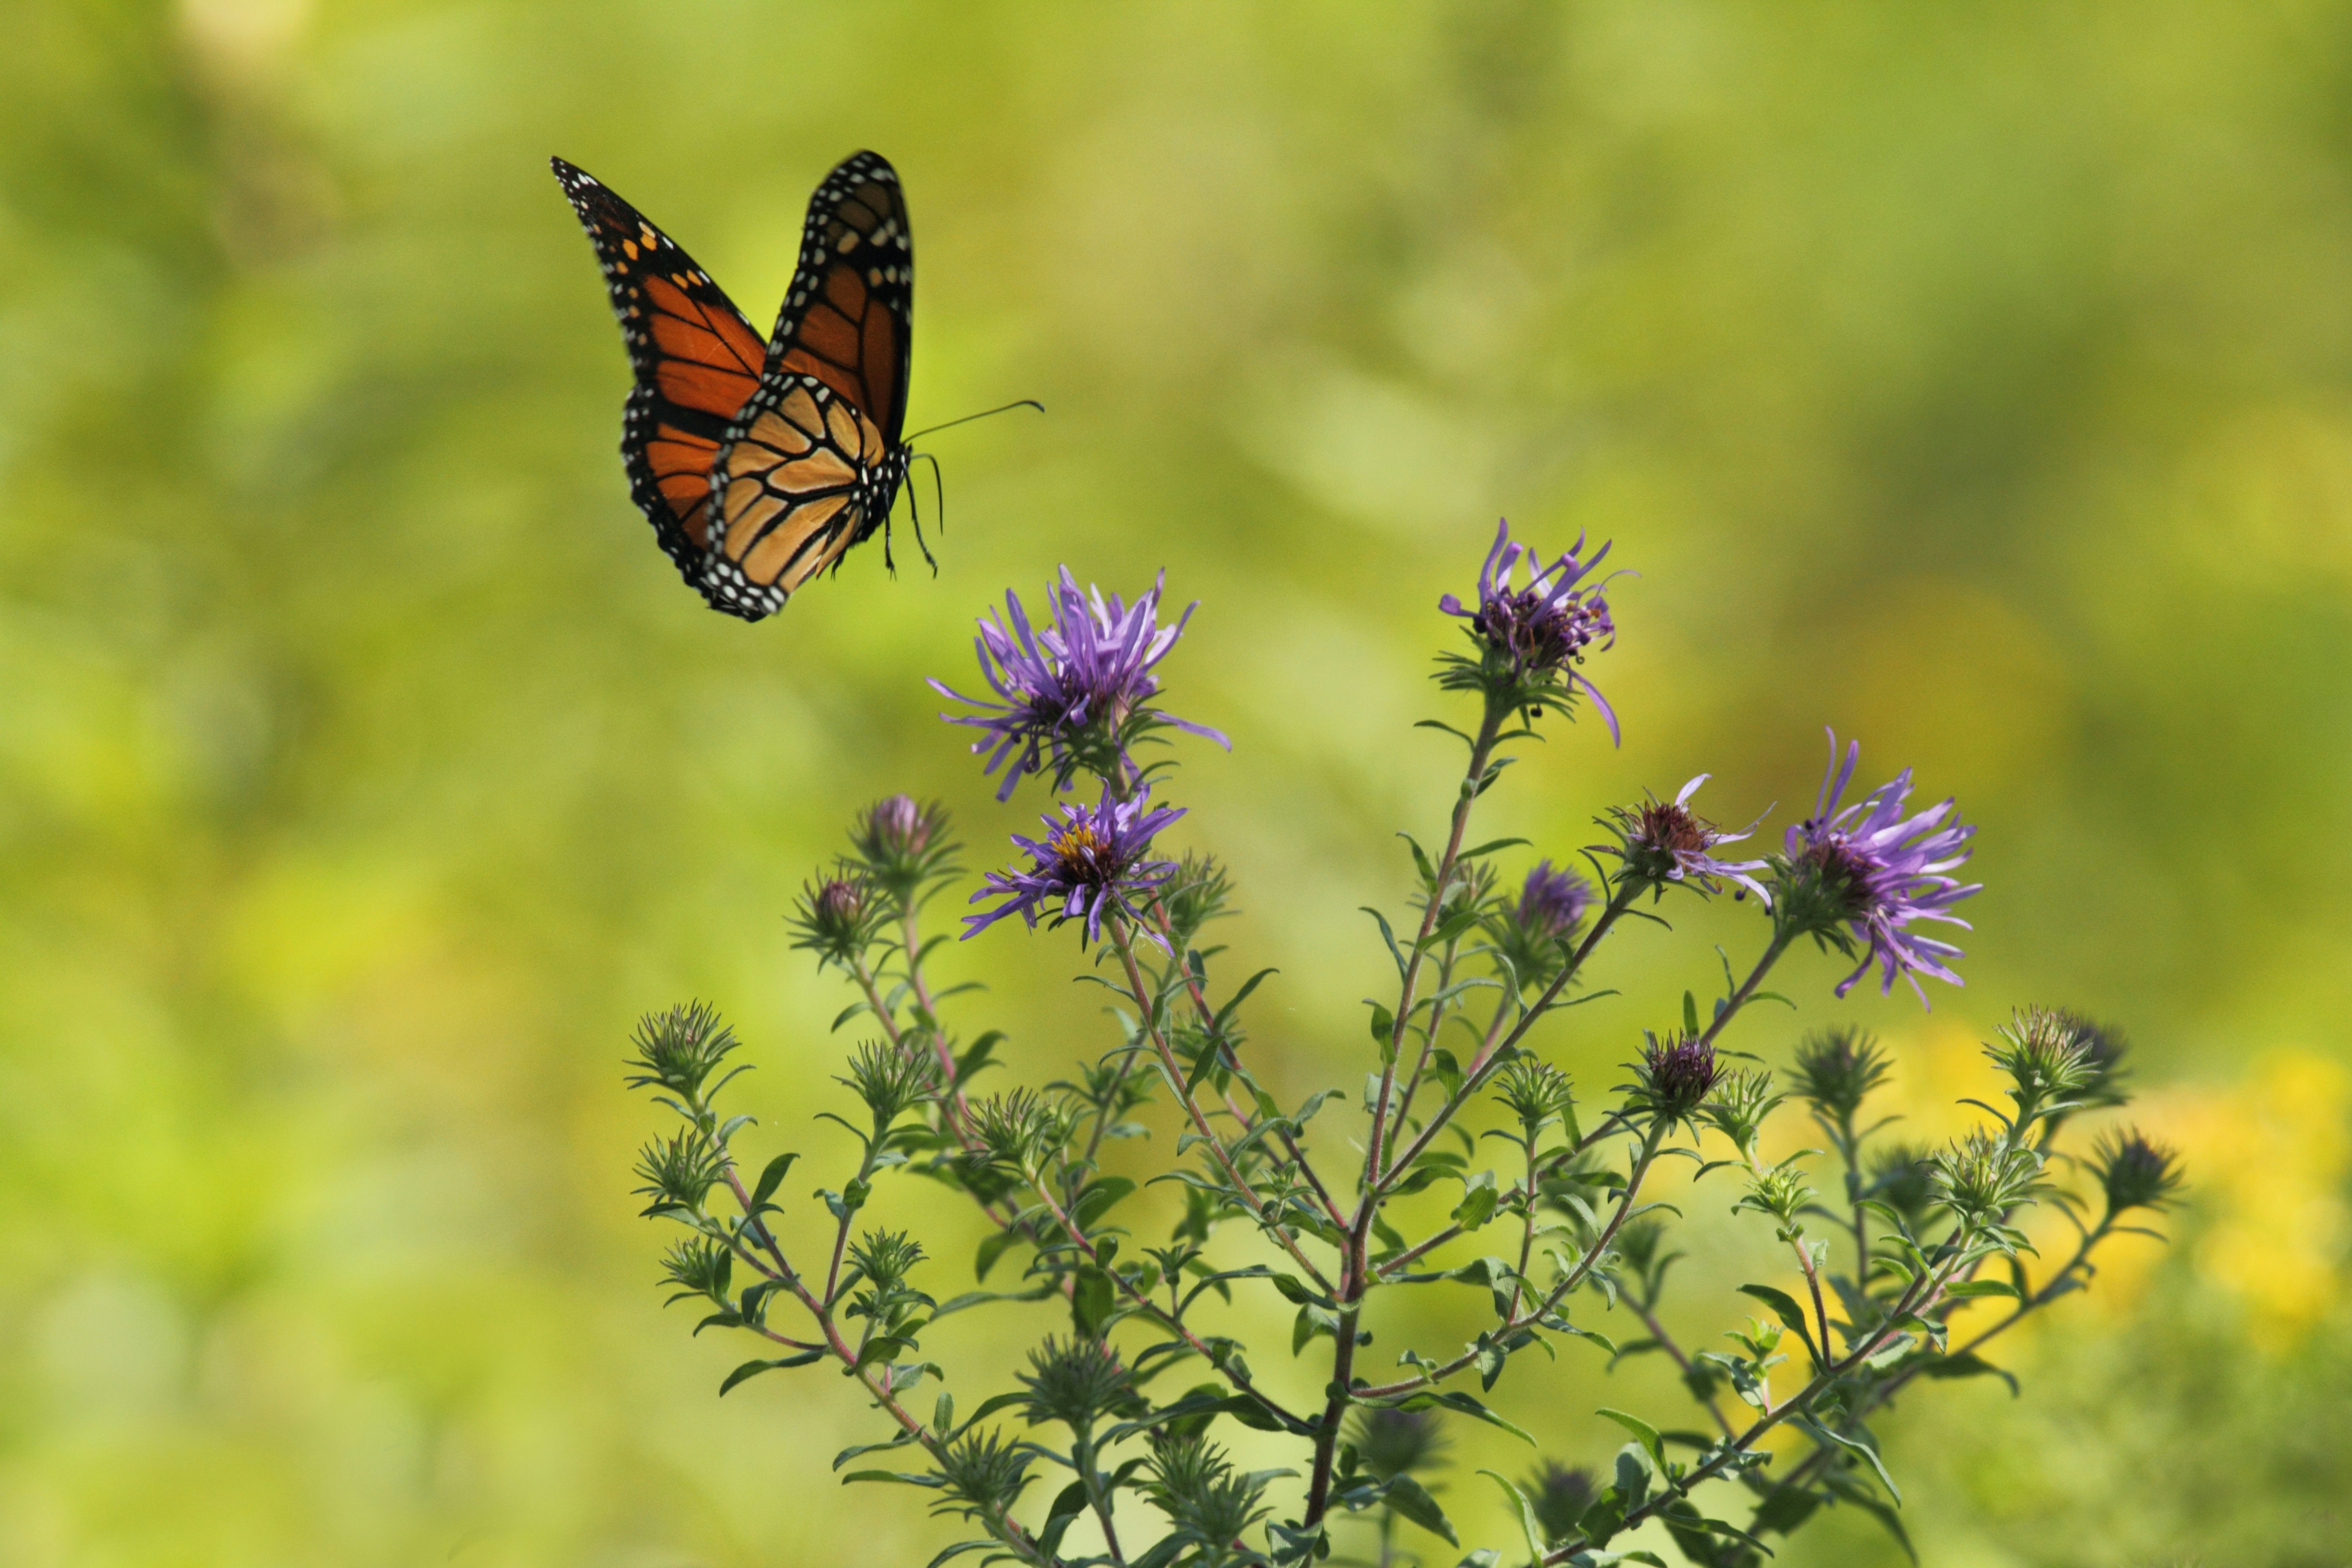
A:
<box><xmin>622</xmin><ymin>526</ymin><xmax>2179</xmax><ymax>1568</ymax></box>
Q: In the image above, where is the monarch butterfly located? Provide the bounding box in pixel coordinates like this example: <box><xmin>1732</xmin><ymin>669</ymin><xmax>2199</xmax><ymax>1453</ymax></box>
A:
<box><xmin>553</xmin><ymin>151</ymin><xmax>916</xmax><ymax>621</ymax></box>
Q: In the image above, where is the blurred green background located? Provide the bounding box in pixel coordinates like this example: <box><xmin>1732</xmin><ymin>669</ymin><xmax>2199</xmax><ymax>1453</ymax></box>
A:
<box><xmin>5</xmin><ymin>1</ymin><xmax>2350</xmax><ymax>1563</ymax></box>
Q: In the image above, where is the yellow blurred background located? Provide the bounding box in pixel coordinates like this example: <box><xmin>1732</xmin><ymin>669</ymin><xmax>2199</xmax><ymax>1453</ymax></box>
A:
<box><xmin>3</xmin><ymin>2</ymin><xmax>2349</xmax><ymax>1563</ymax></box>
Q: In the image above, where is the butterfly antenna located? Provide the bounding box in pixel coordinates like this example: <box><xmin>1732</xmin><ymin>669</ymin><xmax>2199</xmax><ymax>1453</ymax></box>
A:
<box><xmin>902</xmin><ymin>399</ymin><xmax>1044</xmax><ymax>444</ymax></box>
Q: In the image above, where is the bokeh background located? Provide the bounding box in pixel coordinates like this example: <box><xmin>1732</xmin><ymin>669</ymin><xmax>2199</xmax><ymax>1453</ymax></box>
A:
<box><xmin>5</xmin><ymin>1</ymin><xmax>2351</xmax><ymax>1563</ymax></box>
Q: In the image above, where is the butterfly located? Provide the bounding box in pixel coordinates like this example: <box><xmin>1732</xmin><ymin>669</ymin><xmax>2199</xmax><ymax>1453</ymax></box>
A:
<box><xmin>553</xmin><ymin>150</ymin><xmax>916</xmax><ymax>621</ymax></box>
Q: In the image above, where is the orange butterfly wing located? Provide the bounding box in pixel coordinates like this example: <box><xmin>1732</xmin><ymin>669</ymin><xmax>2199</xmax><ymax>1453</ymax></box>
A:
<box><xmin>701</xmin><ymin>152</ymin><xmax>915</xmax><ymax>621</ymax></box>
<box><xmin>552</xmin><ymin>157</ymin><xmax>766</xmax><ymax>588</ymax></box>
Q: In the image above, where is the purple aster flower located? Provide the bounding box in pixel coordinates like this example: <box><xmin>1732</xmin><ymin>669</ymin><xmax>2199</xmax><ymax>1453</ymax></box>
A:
<box><xmin>931</xmin><ymin>568</ymin><xmax>1229</xmax><ymax>801</ymax></box>
<box><xmin>1603</xmin><ymin>774</ymin><xmax>1771</xmax><ymax>902</ymax></box>
<box><xmin>1517</xmin><ymin>861</ymin><xmax>1595</xmax><ymax>942</ymax></box>
<box><xmin>1779</xmin><ymin>731</ymin><xmax>1981</xmax><ymax>1005</ymax></box>
<box><xmin>963</xmin><ymin>784</ymin><xmax>1185</xmax><ymax>946</ymax></box>
<box><xmin>1438</xmin><ymin>519</ymin><xmax>1621</xmax><ymax>740</ymax></box>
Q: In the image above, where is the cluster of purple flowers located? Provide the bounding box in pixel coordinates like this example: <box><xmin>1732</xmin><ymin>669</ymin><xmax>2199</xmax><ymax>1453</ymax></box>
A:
<box><xmin>939</xmin><ymin>534</ymin><xmax>1984</xmax><ymax>1013</ymax></box>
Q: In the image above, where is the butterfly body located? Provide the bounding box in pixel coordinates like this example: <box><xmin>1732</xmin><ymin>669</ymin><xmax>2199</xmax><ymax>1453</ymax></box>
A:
<box><xmin>553</xmin><ymin>151</ymin><xmax>915</xmax><ymax>621</ymax></box>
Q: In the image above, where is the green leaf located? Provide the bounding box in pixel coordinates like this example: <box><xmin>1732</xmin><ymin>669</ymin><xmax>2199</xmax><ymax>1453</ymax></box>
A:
<box><xmin>1595</xmin><ymin>1407</ymin><xmax>1666</xmax><ymax>1474</ymax></box>
<box><xmin>1450</xmin><ymin>1169</ymin><xmax>1501</xmax><ymax>1231</ymax></box>
<box><xmin>720</xmin><ymin>1352</ymin><xmax>822</xmax><ymax>1393</ymax></box>
<box><xmin>1795</xmin><ymin>1417</ymin><xmax>1901</xmax><ymax>1505</ymax></box>
<box><xmin>1380</xmin><ymin>1475</ymin><xmax>1457</xmax><ymax>1545</ymax></box>
<box><xmin>749</xmin><ymin>1152</ymin><xmax>799</xmax><ymax>1210</ymax></box>
<box><xmin>1072</xmin><ymin>1267</ymin><xmax>1116</xmax><ymax>1336</ymax></box>
<box><xmin>1941</xmin><ymin>1279</ymin><xmax>2020</xmax><ymax>1300</ymax></box>
<box><xmin>1738</xmin><ymin>1284</ymin><xmax>1822</xmax><ymax>1367</ymax></box>
<box><xmin>1919</xmin><ymin>1351</ymin><xmax>2019</xmax><ymax>1396</ymax></box>
<box><xmin>1682</xmin><ymin>990</ymin><xmax>1700</xmax><ymax>1036</ymax></box>
<box><xmin>1479</xmin><ymin>1470</ymin><xmax>1547</xmax><ymax>1563</ymax></box>
<box><xmin>1073</xmin><ymin>1176</ymin><xmax>1137</xmax><ymax>1229</ymax></box>
<box><xmin>1404</xmin><ymin>1391</ymin><xmax>1534</xmax><ymax>1446</ymax></box>
<box><xmin>975</xmin><ymin>1230</ymin><xmax>1021</xmax><ymax>1283</ymax></box>
<box><xmin>952</xmin><ymin>1032</ymin><xmax>1004</xmax><ymax>1087</ymax></box>
<box><xmin>1370</xmin><ymin>1004</ymin><xmax>1397</xmax><ymax>1053</ymax></box>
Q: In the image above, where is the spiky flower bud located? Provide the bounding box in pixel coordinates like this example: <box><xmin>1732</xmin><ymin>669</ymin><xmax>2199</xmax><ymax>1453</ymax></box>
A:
<box><xmin>1143</xmin><ymin>1435</ymin><xmax>1275</xmax><ymax>1547</ymax></box>
<box><xmin>2091</xmin><ymin>1127</ymin><xmax>2185</xmax><ymax>1218</ymax></box>
<box><xmin>933</xmin><ymin>1429</ymin><xmax>1039</xmax><ymax>1522</ymax></box>
<box><xmin>1867</xmin><ymin>1141</ymin><xmax>1939</xmax><ymax>1230</ymax></box>
<box><xmin>852</xmin><ymin>794</ymin><xmax>956</xmax><ymax>905</ymax></box>
<box><xmin>632</xmin><ymin>1128</ymin><xmax>729</xmax><ymax>1216</ymax></box>
<box><xmin>1700</xmin><ymin>1068</ymin><xmax>1785</xmax><ymax>1155</ymax></box>
<box><xmin>1159</xmin><ymin>852</ymin><xmax>1236</xmax><ymax>951</ymax></box>
<box><xmin>967</xmin><ymin>1088</ymin><xmax>1072</xmax><ymax>1176</ymax></box>
<box><xmin>848</xmin><ymin>1228</ymin><xmax>926</xmax><ymax>1290</ymax></box>
<box><xmin>1488</xmin><ymin>862</ymin><xmax>1597</xmax><ymax>990</ymax></box>
<box><xmin>788</xmin><ymin>870</ymin><xmax>882</xmax><ymax>968</ymax></box>
<box><xmin>1984</xmin><ymin>1007</ymin><xmax>2097</xmax><ymax>1128</ymax></box>
<box><xmin>657</xmin><ymin>1236</ymin><xmax>733</xmax><ymax>1303</ymax></box>
<box><xmin>1019</xmin><ymin>1336</ymin><xmax>1142</xmax><ymax>1430</ymax></box>
<box><xmin>1932</xmin><ymin>1129</ymin><xmax>2047</xmax><ymax>1228</ymax></box>
<box><xmin>1789</xmin><ymin>1026</ymin><xmax>1891</xmax><ymax>1125</ymax></box>
<box><xmin>624</xmin><ymin>1001</ymin><xmax>740</xmax><ymax>1101</ymax></box>
<box><xmin>1348</xmin><ymin>1406</ymin><xmax>1450</xmax><ymax>1480</ymax></box>
<box><xmin>1525</xmin><ymin>1461</ymin><xmax>1597</xmax><ymax>1545</ymax></box>
<box><xmin>2048</xmin><ymin>1009</ymin><xmax>2132</xmax><ymax>1114</ymax></box>
<box><xmin>840</xmin><ymin>1040</ymin><xmax>941</xmax><ymax>1129</ymax></box>
<box><xmin>1492</xmin><ymin>1056</ymin><xmax>1576</xmax><ymax>1133</ymax></box>
<box><xmin>1633</xmin><ymin>1031</ymin><xmax>1725</xmax><ymax>1124</ymax></box>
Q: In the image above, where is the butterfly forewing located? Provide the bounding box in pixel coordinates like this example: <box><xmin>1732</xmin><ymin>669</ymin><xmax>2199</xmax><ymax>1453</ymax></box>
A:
<box><xmin>552</xmin><ymin>157</ymin><xmax>766</xmax><ymax>587</ymax></box>
<box><xmin>766</xmin><ymin>152</ymin><xmax>914</xmax><ymax>448</ymax></box>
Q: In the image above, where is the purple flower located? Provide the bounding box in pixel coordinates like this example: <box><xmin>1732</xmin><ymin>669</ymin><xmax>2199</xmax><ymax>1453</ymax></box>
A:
<box><xmin>1781</xmin><ymin>731</ymin><xmax>1980</xmax><ymax>1004</ymax></box>
<box><xmin>1607</xmin><ymin>775</ymin><xmax>1771</xmax><ymax>902</ymax></box>
<box><xmin>1439</xmin><ymin>519</ymin><xmax>1620</xmax><ymax>741</ymax></box>
<box><xmin>931</xmin><ymin>568</ymin><xmax>1229</xmax><ymax>800</ymax></box>
<box><xmin>1517</xmin><ymin>861</ymin><xmax>1595</xmax><ymax>941</ymax></box>
<box><xmin>963</xmin><ymin>784</ymin><xmax>1185</xmax><ymax>946</ymax></box>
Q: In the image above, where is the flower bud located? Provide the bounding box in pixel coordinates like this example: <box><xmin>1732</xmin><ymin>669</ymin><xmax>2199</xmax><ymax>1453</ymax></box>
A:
<box><xmin>1348</xmin><ymin>1406</ymin><xmax>1450</xmax><ymax>1480</ymax></box>
<box><xmin>1789</xmin><ymin>1026</ymin><xmax>1892</xmax><ymax>1126</ymax></box>
<box><xmin>2091</xmin><ymin>1127</ymin><xmax>2184</xmax><ymax>1217</ymax></box>
<box><xmin>1636</xmin><ymin>1032</ymin><xmax>1725</xmax><ymax>1122</ymax></box>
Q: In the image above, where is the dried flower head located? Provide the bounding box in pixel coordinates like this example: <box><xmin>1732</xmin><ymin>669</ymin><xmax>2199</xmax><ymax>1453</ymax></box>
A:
<box><xmin>932</xmin><ymin>568</ymin><xmax>1228</xmax><ymax>799</ymax></box>
<box><xmin>1775</xmin><ymin>731</ymin><xmax>1980</xmax><ymax>1005</ymax></box>
<box><xmin>964</xmin><ymin>784</ymin><xmax>1185</xmax><ymax>946</ymax></box>
<box><xmin>1602</xmin><ymin>775</ymin><xmax>1771</xmax><ymax>902</ymax></box>
<box><xmin>1437</xmin><ymin>519</ymin><xmax>1622</xmax><ymax>735</ymax></box>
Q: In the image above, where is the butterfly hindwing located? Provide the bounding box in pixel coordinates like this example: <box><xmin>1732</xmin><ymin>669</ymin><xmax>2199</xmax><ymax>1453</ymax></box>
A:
<box><xmin>702</xmin><ymin>374</ymin><xmax>892</xmax><ymax>619</ymax></box>
<box><xmin>552</xmin><ymin>156</ymin><xmax>766</xmax><ymax>588</ymax></box>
